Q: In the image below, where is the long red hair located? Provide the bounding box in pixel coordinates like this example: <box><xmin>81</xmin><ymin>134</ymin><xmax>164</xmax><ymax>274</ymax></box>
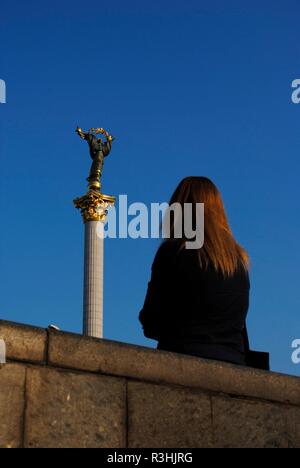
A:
<box><xmin>164</xmin><ymin>176</ymin><xmax>249</xmax><ymax>277</ymax></box>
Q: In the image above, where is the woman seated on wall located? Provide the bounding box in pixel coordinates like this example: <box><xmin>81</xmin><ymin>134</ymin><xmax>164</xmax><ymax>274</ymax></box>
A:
<box><xmin>139</xmin><ymin>176</ymin><xmax>250</xmax><ymax>366</ymax></box>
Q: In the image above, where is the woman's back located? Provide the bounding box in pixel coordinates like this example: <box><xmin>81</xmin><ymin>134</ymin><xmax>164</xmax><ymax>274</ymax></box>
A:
<box><xmin>139</xmin><ymin>240</ymin><xmax>250</xmax><ymax>365</ymax></box>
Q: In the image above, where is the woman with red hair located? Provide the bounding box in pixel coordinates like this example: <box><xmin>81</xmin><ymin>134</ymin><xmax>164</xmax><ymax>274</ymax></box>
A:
<box><xmin>139</xmin><ymin>176</ymin><xmax>250</xmax><ymax>366</ymax></box>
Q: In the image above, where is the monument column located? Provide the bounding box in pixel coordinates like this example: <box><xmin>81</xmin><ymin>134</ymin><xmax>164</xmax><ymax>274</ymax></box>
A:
<box><xmin>74</xmin><ymin>127</ymin><xmax>115</xmax><ymax>339</ymax></box>
<box><xmin>83</xmin><ymin>220</ymin><xmax>104</xmax><ymax>337</ymax></box>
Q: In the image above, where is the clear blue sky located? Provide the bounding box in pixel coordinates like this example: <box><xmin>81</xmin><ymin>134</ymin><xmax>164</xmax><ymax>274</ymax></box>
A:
<box><xmin>1</xmin><ymin>0</ymin><xmax>299</xmax><ymax>376</ymax></box>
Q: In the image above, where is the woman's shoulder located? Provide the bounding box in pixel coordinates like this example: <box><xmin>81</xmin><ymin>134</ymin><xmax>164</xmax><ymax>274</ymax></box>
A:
<box><xmin>152</xmin><ymin>242</ymin><xmax>250</xmax><ymax>289</ymax></box>
<box><xmin>152</xmin><ymin>240</ymin><xmax>183</xmax><ymax>267</ymax></box>
<box><xmin>153</xmin><ymin>240</ymin><xmax>200</xmax><ymax>272</ymax></box>
<box><xmin>235</xmin><ymin>262</ymin><xmax>250</xmax><ymax>289</ymax></box>
<box><xmin>154</xmin><ymin>239</ymin><xmax>179</xmax><ymax>258</ymax></box>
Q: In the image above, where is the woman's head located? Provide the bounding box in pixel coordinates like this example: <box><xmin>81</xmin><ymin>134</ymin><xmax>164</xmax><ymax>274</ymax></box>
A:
<box><xmin>165</xmin><ymin>176</ymin><xmax>249</xmax><ymax>277</ymax></box>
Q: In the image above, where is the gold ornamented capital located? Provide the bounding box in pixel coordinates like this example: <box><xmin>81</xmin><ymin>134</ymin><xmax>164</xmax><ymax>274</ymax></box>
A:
<box><xmin>74</xmin><ymin>190</ymin><xmax>116</xmax><ymax>224</ymax></box>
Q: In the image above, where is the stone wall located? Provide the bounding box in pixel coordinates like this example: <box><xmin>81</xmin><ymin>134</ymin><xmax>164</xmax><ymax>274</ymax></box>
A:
<box><xmin>0</xmin><ymin>320</ymin><xmax>299</xmax><ymax>448</ymax></box>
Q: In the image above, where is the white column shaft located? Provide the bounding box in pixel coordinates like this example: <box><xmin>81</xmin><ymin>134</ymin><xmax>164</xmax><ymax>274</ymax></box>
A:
<box><xmin>83</xmin><ymin>221</ymin><xmax>104</xmax><ymax>338</ymax></box>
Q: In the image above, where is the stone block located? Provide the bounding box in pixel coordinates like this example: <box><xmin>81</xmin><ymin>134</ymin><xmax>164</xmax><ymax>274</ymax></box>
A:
<box><xmin>128</xmin><ymin>381</ymin><xmax>213</xmax><ymax>448</ymax></box>
<box><xmin>24</xmin><ymin>366</ymin><xmax>126</xmax><ymax>448</ymax></box>
<box><xmin>286</xmin><ymin>406</ymin><xmax>300</xmax><ymax>448</ymax></box>
<box><xmin>0</xmin><ymin>320</ymin><xmax>46</xmax><ymax>363</ymax></box>
<box><xmin>0</xmin><ymin>364</ymin><xmax>26</xmax><ymax>448</ymax></box>
<box><xmin>212</xmin><ymin>396</ymin><xmax>292</xmax><ymax>448</ymax></box>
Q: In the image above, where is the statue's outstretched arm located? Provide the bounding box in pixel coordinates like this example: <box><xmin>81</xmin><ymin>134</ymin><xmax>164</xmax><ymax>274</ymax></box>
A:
<box><xmin>76</xmin><ymin>127</ymin><xmax>87</xmax><ymax>140</ymax></box>
<box><xmin>102</xmin><ymin>140</ymin><xmax>112</xmax><ymax>157</ymax></box>
<box><xmin>76</xmin><ymin>128</ymin><xmax>96</xmax><ymax>147</ymax></box>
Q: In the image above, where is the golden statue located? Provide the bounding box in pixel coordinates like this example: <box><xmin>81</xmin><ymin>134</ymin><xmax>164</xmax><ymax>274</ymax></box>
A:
<box><xmin>74</xmin><ymin>126</ymin><xmax>116</xmax><ymax>224</ymax></box>
<box><xmin>76</xmin><ymin>127</ymin><xmax>114</xmax><ymax>191</ymax></box>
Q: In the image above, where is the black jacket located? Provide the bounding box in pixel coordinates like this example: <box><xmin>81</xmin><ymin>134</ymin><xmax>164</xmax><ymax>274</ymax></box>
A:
<box><xmin>139</xmin><ymin>240</ymin><xmax>250</xmax><ymax>365</ymax></box>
